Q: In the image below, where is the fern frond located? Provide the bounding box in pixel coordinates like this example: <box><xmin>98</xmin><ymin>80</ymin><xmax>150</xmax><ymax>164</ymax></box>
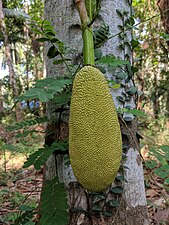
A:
<box><xmin>23</xmin><ymin>141</ymin><xmax>68</xmax><ymax>170</ymax></box>
<box><xmin>7</xmin><ymin>117</ymin><xmax>48</xmax><ymax>131</ymax></box>
<box><xmin>94</xmin><ymin>23</ymin><xmax>109</xmax><ymax>48</ymax></box>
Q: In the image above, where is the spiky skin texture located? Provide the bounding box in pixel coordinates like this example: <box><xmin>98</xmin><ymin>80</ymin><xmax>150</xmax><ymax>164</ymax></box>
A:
<box><xmin>69</xmin><ymin>66</ymin><xmax>122</xmax><ymax>192</ymax></box>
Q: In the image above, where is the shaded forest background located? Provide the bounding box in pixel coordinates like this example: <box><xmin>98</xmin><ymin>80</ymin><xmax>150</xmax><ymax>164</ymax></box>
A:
<box><xmin>0</xmin><ymin>0</ymin><xmax>169</xmax><ymax>224</ymax></box>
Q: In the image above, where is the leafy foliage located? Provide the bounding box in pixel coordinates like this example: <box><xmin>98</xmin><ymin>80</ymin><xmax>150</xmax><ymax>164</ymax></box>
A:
<box><xmin>110</xmin><ymin>186</ymin><xmax>124</xmax><ymax>194</ymax></box>
<box><xmin>40</xmin><ymin>177</ymin><xmax>68</xmax><ymax>225</ymax></box>
<box><xmin>96</xmin><ymin>55</ymin><xmax>129</xmax><ymax>67</ymax></box>
<box><xmin>53</xmin><ymin>91</ymin><xmax>71</xmax><ymax>106</ymax></box>
<box><xmin>107</xmin><ymin>200</ymin><xmax>120</xmax><ymax>207</ymax></box>
<box><xmin>32</xmin><ymin>19</ymin><xmax>68</xmax><ymax>65</ymax></box>
<box><xmin>149</xmin><ymin>145</ymin><xmax>169</xmax><ymax>166</ymax></box>
<box><xmin>7</xmin><ymin>117</ymin><xmax>48</xmax><ymax>131</ymax></box>
<box><xmin>18</xmin><ymin>78</ymin><xmax>72</xmax><ymax>102</ymax></box>
<box><xmin>94</xmin><ymin>23</ymin><xmax>109</xmax><ymax>49</ymax></box>
<box><xmin>145</xmin><ymin>145</ymin><xmax>169</xmax><ymax>185</ymax></box>
<box><xmin>23</xmin><ymin>141</ymin><xmax>68</xmax><ymax>170</ymax></box>
<box><xmin>85</xmin><ymin>0</ymin><xmax>101</xmax><ymax>21</ymax></box>
<box><xmin>117</xmin><ymin>107</ymin><xmax>146</xmax><ymax>117</ymax></box>
<box><xmin>85</xmin><ymin>0</ymin><xmax>97</xmax><ymax>20</ymax></box>
<box><xmin>12</xmin><ymin>205</ymin><xmax>35</xmax><ymax>225</ymax></box>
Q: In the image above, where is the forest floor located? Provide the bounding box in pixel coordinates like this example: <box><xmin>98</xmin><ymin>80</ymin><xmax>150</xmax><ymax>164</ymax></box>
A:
<box><xmin>0</xmin><ymin>125</ymin><xmax>169</xmax><ymax>224</ymax></box>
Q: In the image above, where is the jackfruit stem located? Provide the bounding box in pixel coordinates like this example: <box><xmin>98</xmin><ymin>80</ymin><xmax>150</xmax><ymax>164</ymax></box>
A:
<box><xmin>83</xmin><ymin>26</ymin><xmax>94</xmax><ymax>65</ymax></box>
<box><xmin>74</xmin><ymin>0</ymin><xmax>95</xmax><ymax>65</ymax></box>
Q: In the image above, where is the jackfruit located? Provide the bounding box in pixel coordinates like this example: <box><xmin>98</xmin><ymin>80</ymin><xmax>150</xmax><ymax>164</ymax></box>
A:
<box><xmin>69</xmin><ymin>65</ymin><xmax>122</xmax><ymax>192</ymax></box>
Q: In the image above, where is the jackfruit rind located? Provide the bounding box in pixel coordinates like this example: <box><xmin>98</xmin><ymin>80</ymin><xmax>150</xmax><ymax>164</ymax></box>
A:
<box><xmin>69</xmin><ymin>65</ymin><xmax>122</xmax><ymax>192</ymax></box>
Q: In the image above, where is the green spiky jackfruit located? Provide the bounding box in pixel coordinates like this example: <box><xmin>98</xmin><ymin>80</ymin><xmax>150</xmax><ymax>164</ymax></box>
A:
<box><xmin>69</xmin><ymin>65</ymin><xmax>122</xmax><ymax>192</ymax></box>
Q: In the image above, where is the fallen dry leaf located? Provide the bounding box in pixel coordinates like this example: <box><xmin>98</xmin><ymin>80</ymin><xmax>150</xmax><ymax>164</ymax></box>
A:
<box><xmin>153</xmin><ymin>208</ymin><xmax>169</xmax><ymax>224</ymax></box>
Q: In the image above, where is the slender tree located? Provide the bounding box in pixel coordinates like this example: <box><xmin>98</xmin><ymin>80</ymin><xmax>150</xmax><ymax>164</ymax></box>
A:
<box><xmin>0</xmin><ymin>0</ymin><xmax>22</xmax><ymax>121</ymax></box>
<box><xmin>43</xmin><ymin>0</ymin><xmax>149</xmax><ymax>224</ymax></box>
<box><xmin>0</xmin><ymin>80</ymin><xmax>4</xmax><ymax>119</ymax></box>
<box><xmin>157</xmin><ymin>0</ymin><xmax>169</xmax><ymax>117</ymax></box>
<box><xmin>157</xmin><ymin>0</ymin><xmax>169</xmax><ymax>47</ymax></box>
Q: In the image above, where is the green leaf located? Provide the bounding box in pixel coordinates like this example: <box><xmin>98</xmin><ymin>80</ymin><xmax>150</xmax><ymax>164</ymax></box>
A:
<box><xmin>111</xmin><ymin>84</ymin><xmax>121</xmax><ymax>89</ymax></box>
<box><xmin>96</xmin><ymin>55</ymin><xmax>129</xmax><ymax>67</ymax></box>
<box><xmin>2</xmin><ymin>144</ymin><xmax>19</xmax><ymax>152</ymax></box>
<box><xmin>159</xmin><ymin>145</ymin><xmax>169</xmax><ymax>153</ymax></box>
<box><xmin>32</xmin><ymin>28</ymin><xmax>44</xmax><ymax>35</ymax></box>
<box><xmin>126</xmin><ymin>63</ymin><xmax>132</xmax><ymax>75</ymax></box>
<box><xmin>131</xmin><ymin>39</ymin><xmax>139</xmax><ymax>48</ymax></box>
<box><xmin>94</xmin><ymin>48</ymin><xmax>102</xmax><ymax>60</ymax></box>
<box><xmin>127</xmin><ymin>86</ymin><xmax>138</xmax><ymax>95</ymax></box>
<box><xmin>110</xmin><ymin>186</ymin><xmax>124</xmax><ymax>194</ymax></box>
<box><xmin>161</xmin><ymin>165</ymin><xmax>169</xmax><ymax>170</ymax></box>
<box><xmin>115</xmin><ymin>72</ymin><xmax>128</xmax><ymax>79</ymax></box>
<box><xmin>94</xmin><ymin>23</ymin><xmax>109</xmax><ymax>48</ymax></box>
<box><xmin>131</xmin><ymin>66</ymin><xmax>138</xmax><ymax>73</ymax></box>
<box><xmin>160</xmin><ymin>33</ymin><xmax>169</xmax><ymax>41</ymax></box>
<box><xmin>43</xmin><ymin>20</ymin><xmax>52</xmax><ymax>25</ymax></box>
<box><xmin>64</xmin><ymin>155</ymin><xmax>70</xmax><ymax>166</ymax></box>
<box><xmin>47</xmin><ymin>45</ymin><xmax>60</xmax><ymax>59</ymax></box>
<box><xmin>51</xmin><ymin>37</ymin><xmax>60</xmax><ymax>43</ymax></box>
<box><xmin>127</xmin><ymin>109</ymin><xmax>146</xmax><ymax>117</ymax></box>
<box><xmin>85</xmin><ymin>0</ymin><xmax>97</xmax><ymax>20</ymax></box>
<box><xmin>23</xmin><ymin>141</ymin><xmax>68</xmax><ymax>170</ymax></box>
<box><xmin>36</xmin><ymin>37</ymin><xmax>49</xmax><ymax>42</ymax></box>
<box><xmin>116</xmin><ymin>175</ymin><xmax>125</xmax><ymax>182</ymax></box>
<box><xmin>53</xmin><ymin>58</ymin><xmax>71</xmax><ymax>65</ymax></box>
<box><xmin>97</xmin><ymin>65</ymin><xmax>106</xmax><ymax>74</ymax></box>
<box><xmin>116</xmin><ymin>9</ymin><xmax>124</xmax><ymax>18</ymax></box>
<box><xmin>104</xmin><ymin>211</ymin><xmax>113</xmax><ymax>217</ymax></box>
<box><xmin>7</xmin><ymin>117</ymin><xmax>48</xmax><ymax>131</ymax></box>
<box><xmin>53</xmin><ymin>92</ymin><xmax>71</xmax><ymax>105</ymax></box>
<box><xmin>92</xmin><ymin>204</ymin><xmax>102</xmax><ymax>212</ymax></box>
<box><xmin>154</xmin><ymin>168</ymin><xmax>168</xmax><ymax>179</ymax></box>
<box><xmin>18</xmin><ymin>78</ymin><xmax>72</xmax><ymax>102</ymax></box>
<box><xmin>145</xmin><ymin>160</ymin><xmax>157</xmax><ymax>169</ymax></box>
<box><xmin>93</xmin><ymin>194</ymin><xmax>105</xmax><ymax>204</ymax></box>
<box><xmin>40</xmin><ymin>177</ymin><xmax>68</xmax><ymax>225</ymax></box>
<box><xmin>149</xmin><ymin>147</ymin><xmax>169</xmax><ymax>165</ymax></box>
<box><xmin>37</xmin><ymin>90</ymin><xmax>49</xmax><ymax>102</ymax></box>
<box><xmin>107</xmin><ymin>200</ymin><xmax>120</xmax><ymax>207</ymax></box>
<box><xmin>23</xmin><ymin>147</ymin><xmax>52</xmax><ymax>170</ymax></box>
<box><xmin>19</xmin><ymin>205</ymin><xmax>34</xmax><ymax>212</ymax></box>
<box><xmin>15</xmin><ymin>130</ymin><xmax>37</xmax><ymax>138</ymax></box>
<box><xmin>116</xmin><ymin>96</ymin><xmax>125</xmax><ymax>103</ymax></box>
<box><xmin>46</xmin><ymin>31</ymin><xmax>56</xmax><ymax>36</ymax></box>
<box><xmin>164</xmin><ymin>177</ymin><xmax>169</xmax><ymax>185</ymax></box>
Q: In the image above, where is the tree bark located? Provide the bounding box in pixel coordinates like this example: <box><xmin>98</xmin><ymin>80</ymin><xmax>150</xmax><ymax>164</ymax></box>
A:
<box><xmin>0</xmin><ymin>81</ymin><xmax>4</xmax><ymax>120</ymax></box>
<box><xmin>43</xmin><ymin>0</ymin><xmax>149</xmax><ymax>224</ymax></box>
<box><xmin>0</xmin><ymin>0</ymin><xmax>22</xmax><ymax>121</ymax></box>
<box><xmin>157</xmin><ymin>0</ymin><xmax>169</xmax><ymax>47</ymax></box>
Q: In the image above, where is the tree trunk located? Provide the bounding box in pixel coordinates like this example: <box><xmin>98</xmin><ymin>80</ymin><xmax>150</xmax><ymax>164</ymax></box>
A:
<box><xmin>157</xmin><ymin>0</ymin><xmax>169</xmax><ymax>117</ymax></box>
<box><xmin>157</xmin><ymin>0</ymin><xmax>169</xmax><ymax>47</ymax></box>
<box><xmin>0</xmin><ymin>81</ymin><xmax>4</xmax><ymax>120</ymax></box>
<box><xmin>43</xmin><ymin>0</ymin><xmax>149</xmax><ymax>224</ymax></box>
<box><xmin>0</xmin><ymin>0</ymin><xmax>22</xmax><ymax>121</ymax></box>
<box><xmin>153</xmin><ymin>72</ymin><xmax>159</xmax><ymax>119</ymax></box>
